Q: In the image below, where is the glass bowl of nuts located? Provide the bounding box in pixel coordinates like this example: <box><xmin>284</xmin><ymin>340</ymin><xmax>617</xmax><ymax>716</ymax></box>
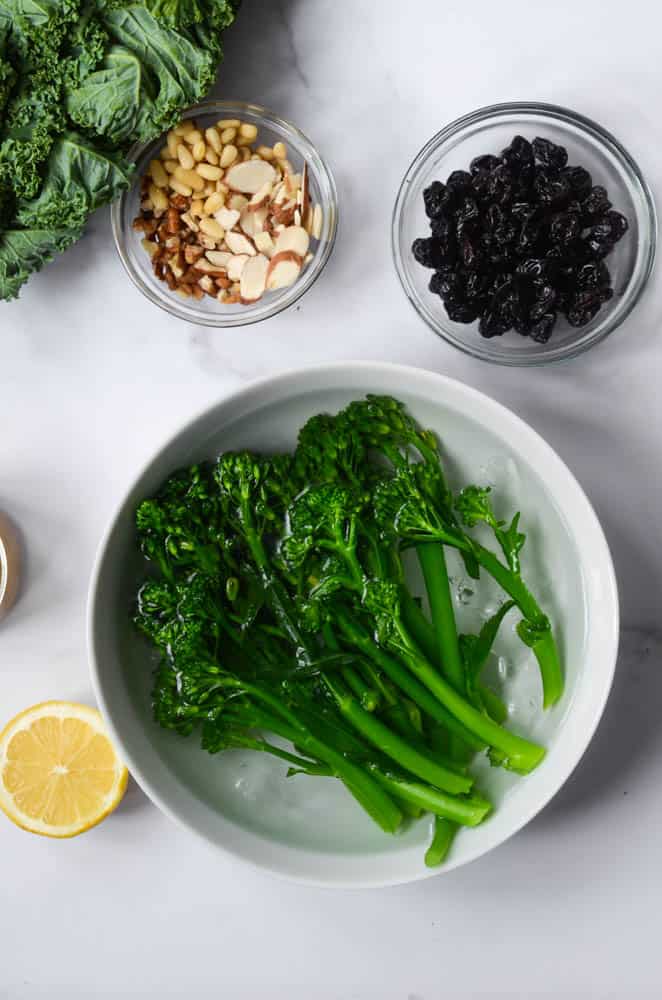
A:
<box><xmin>112</xmin><ymin>100</ymin><xmax>338</xmax><ymax>326</ymax></box>
<box><xmin>392</xmin><ymin>102</ymin><xmax>656</xmax><ymax>365</ymax></box>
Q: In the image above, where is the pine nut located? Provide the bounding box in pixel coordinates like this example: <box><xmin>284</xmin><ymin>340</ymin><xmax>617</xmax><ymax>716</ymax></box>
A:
<box><xmin>199</xmin><ymin>217</ymin><xmax>225</xmax><ymax>240</ymax></box>
<box><xmin>203</xmin><ymin>192</ymin><xmax>225</xmax><ymax>215</ymax></box>
<box><xmin>167</xmin><ymin>131</ymin><xmax>179</xmax><ymax>159</ymax></box>
<box><xmin>205</xmin><ymin>148</ymin><xmax>219</xmax><ymax>166</ymax></box>
<box><xmin>220</xmin><ymin>127</ymin><xmax>237</xmax><ymax>144</ymax></box>
<box><xmin>203</xmin><ymin>182</ymin><xmax>216</xmax><ymax>197</ymax></box>
<box><xmin>217</xmin><ymin>118</ymin><xmax>240</xmax><ymax>129</ymax></box>
<box><xmin>236</xmin><ymin>135</ymin><xmax>254</xmax><ymax>147</ymax></box>
<box><xmin>174</xmin><ymin>120</ymin><xmax>194</xmax><ymax>136</ymax></box>
<box><xmin>205</xmin><ymin>127</ymin><xmax>223</xmax><ymax>154</ymax></box>
<box><xmin>192</xmin><ymin>140</ymin><xmax>206</xmax><ymax>162</ymax></box>
<box><xmin>196</xmin><ymin>163</ymin><xmax>223</xmax><ymax>181</ymax></box>
<box><xmin>256</xmin><ymin>145</ymin><xmax>274</xmax><ymax>161</ymax></box>
<box><xmin>220</xmin><ymin>144</ymin><xmax>238</xmax><ymax>168</ymax></box>
<box><xmin>177</xmin><ymin>143</ymin><xmax>195</xmax><ymax>170</ymax></box>
<box><xmin>239</xmin><ymin>122</ymin><xmax>258</xmax><ymax>141</ymax></box>
<box><xmin>149</xmin><ymin>183</ymin><xmax>169</xmax><ymax>215</ymax></box>
<box><xmin>272</xmin><ymin>141</ymin><xmax>287</xmax><ymax>159</ymax></box>
<box><xmin>241</xmin><ymin>146</ymin><xmax>251</xmax><ymax>161</ymax></box>
<box><xmin>190</xmin><ymin>198</ymin><xmax>204</xmax><ymax>217</ymax></box>
<box><xmin>159</xmin><ymin>146</ymin><xmax>170</xmax><ymax>160</ymax></box>
<box><xmin>149</xmin><ymin>159</ymin><xmax>168</xmax><ymax>188</ymax></box>
<box><xmin>174</xmin><ymin>165</ymin><xmax>205</xmax><ymax>191</ymax></box>
<box><xmin>169</xmin><ymin>179</ymin><xmax>193</xmax><ymax>197</ymax></box>
<box><xmin>163</xmin><ymin>159</ymin><xmax>178</xmax><ymax>174</ymax></box>
<box><xmin>184</xmin><ymin>129</ymin><xmax>203</xmax><ymax>147</ymax></box>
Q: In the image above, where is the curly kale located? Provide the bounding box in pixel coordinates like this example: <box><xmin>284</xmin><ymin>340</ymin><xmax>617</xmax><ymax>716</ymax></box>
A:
<box><xmin>0</xmin><ymin>0</ymin><xmax>240</xmax><ymax>300</ymax></box>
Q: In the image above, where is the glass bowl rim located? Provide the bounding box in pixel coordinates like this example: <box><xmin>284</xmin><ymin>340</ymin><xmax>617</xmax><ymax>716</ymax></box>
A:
<box><xmin>391</xmin><ymin>100</ymin><xmax>657</xmax><ymax>366</ymax></box>
<box><xmin>111</xmin><ymin>98</ymin><xmax>339</xmax><ymax>328</ymax></box>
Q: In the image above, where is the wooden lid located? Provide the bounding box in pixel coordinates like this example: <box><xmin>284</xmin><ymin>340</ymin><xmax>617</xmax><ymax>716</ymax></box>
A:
<box><xmin>0</xmin><ymin>512</ymin><xmax>20</xmax><ymax>620</ymax></box>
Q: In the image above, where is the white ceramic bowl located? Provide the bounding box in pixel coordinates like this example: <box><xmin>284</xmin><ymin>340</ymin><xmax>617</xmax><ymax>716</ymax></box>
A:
<box><xmin>88</xmin><ymin>363</ymin><xmax>618</xmax><ymax>887</ymax></box>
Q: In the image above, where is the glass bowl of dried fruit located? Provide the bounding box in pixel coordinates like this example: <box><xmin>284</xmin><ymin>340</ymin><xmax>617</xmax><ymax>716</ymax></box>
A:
<box><xmin>392</xmin><ymin>102</ymin><xmax>656</xmax><ymax>365</ymax></box>
<box><xmin>112</xmin><ymin>100</ymin><xmax>338</xmax><ymax>326</ymax></box>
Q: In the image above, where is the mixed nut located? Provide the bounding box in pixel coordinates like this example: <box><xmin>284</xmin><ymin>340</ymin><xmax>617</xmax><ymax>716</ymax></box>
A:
<box><xmin>132</xmin><ymin>117</ymin><xmax>323</xmax><ymax>305</ymax></box>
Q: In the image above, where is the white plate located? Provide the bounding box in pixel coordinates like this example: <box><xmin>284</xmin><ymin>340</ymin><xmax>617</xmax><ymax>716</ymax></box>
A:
<box><xmin>88</xmin><ymin>362</ymin><xmax>618</xmax><ymax>887</ymax></box>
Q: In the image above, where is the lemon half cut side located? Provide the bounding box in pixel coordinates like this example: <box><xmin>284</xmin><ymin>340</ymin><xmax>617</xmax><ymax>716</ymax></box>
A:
<box><xmin>0</xmin><ymin>701</ymin><xmax>128</xmax><ymax>837</ymax></box>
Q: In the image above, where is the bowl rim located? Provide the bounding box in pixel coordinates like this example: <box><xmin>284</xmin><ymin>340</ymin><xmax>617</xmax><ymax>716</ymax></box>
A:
<box><xmin>111</xmin><ymin>99</ymin><xmax>339</xmax><ymax>328</ymax></box>
<box><xmin>87</xmin><ymin>361</ymin><xmax>619</xmax><ymax>887</ymax></box>
<box><xmin>392</xmin><ymin>100</ymin><xmax>657</xmax><ymax>366</ymax></box>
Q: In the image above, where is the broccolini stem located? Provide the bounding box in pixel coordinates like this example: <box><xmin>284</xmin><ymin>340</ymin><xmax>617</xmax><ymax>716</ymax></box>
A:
<box><xmin>229</xmin><ymin>689</ymin><xmax>403</xmax><ymax>834</ymax></box>
<box><xmin>390</xmin><ymin>638</ymin><xmax>546</xmax><ymax>774</ymax></box>
<box><xmin>323</xmin><ymin>674</ymin><xmax>473</xmax><ymax>796</ymax></box>
<box><xmin>471</xmin><ymin>542</ymin><xmax>563</xmax><ymax>707</ymax></box>
<box><xmin>416</xmin><ymin>542</ymin><xmax>465</xmax><ymax>692</ymax></box>
<box><xmin>335</xmin><ymin>610</ymin><xmax>485</xmax><ymax>752</ymax></box>
<box><xmin>367</xmin><ymin>765</ymin><xmax>491</xmax><ymax>827</ymax></box>
<box><xmin>402</xmin><ymin>590</ymin><xmax>508</xmax><ymax>724</ymax></box>
<box><xmin>236</xmin><ymin>735</ymin><xmax>333</xmax><ymax>774</ymax></box>
<box><xmin>411</xmin><ymin>523</ymin><xmax>562</xmax><ymax>707</ymax></box>
<box><xmin>530</xmin><ymin>629</ymin><xmax>564</xmax><ymax>709</ymax></box>
<box><xmin>322</xmin><ymin>622</ymin><xmax>380</xmax><ymax>711</ymax></box>
<box><xmin>425</xmin><ymin>818</ymin><xmax>457</xmax><ymax>867</ymax></box>
<box><xmin>342</xmin><ymin>666</ymin><xmax>381</xmax><ymax>712</ymax></box>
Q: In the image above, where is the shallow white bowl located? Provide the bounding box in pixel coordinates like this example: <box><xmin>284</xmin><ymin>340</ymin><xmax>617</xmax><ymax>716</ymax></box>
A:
<box><xmin>88</xmin><ymin>363</ymin><xmax>618</xmax><ymax>887</ymax></box>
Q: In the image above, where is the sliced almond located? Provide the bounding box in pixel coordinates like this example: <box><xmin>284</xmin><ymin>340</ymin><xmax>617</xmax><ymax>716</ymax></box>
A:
<box><xmin>272</xmin><ymin>199</ymin><xmax>297</xmax><ymax>226</ymax></box>
<box><xmin>240</xmin><ymin>205</ymin><xmax>268</xmax><ymax>239</ymax></box>
<box><xmin>266</xmin><ymin>250</ymin><xmax>303</xmax><ymax>290</ymax></box>
<box><xmin>193</xmin><ymin>258</ymin><xmax>228</xmax><ymax>274</ymax></box>
<box><xmin>303</xmin><ymin>203</ymin><xmax>314</xmax><ymax>234</ymax></box>
<box><xmin>312</xmin><ymin>203</ymin><xmax>323</xmax><ymax>240</ymax></box>
<box><xmin>300</xmin><ymin>163</ymin><xmax>310</xmax><ymax>218</ymax></box>
<box><xmin>215</xmin><ymin>207</ymin><xmax>241</xmax><ymax>230</ymax></box>
<box><xmin>224</xmin><ymin>159</ymin><xmax>278</xmax><ymax>194</ymax></box>
<box><xmin>240</xmin><ymin>253</ymin><xmax>270</xmax><ymax>303</ymax></box>
<box><xmin>272</xmin><ymin>181</ymin><xmax>288</xmax><ymax>205</ymax></box>
<box><xmin>285</xmin><ymin>172</ymin><xmax>302</xmax><ymax>196</ymax></box>
<box><xmin>228</xmin><ymin>193</ymin><xmax>249</xmax><ymax>213</ymax></box>
<box><xmin>227</xmin><ymin>254</ymin><xmax>250</xmax><ymax>281</ymax></box>
<box><xmin>225</xmin><ymin>230</ymin><xmax>257</xmax><ymax>256</ymax></box>
<box><xmin>205</xmin><ymin>250</ymin><xmax>232</xmax><ymax>268</ymax></box>
<box><xmin>197</xmin><ymin>233</ymin><xmax>218</xmax><ymax>251</ymax></box>
<box><xmin>253</xmin><ymin>231</ymin><xmax>275</xmax><ymax>257</ymax></box>
<box><xmin>247</xmin><ymin>181</ymin><xmax>273</xmax><ymax>211</ymax></box>
<box><xmin>273</xmin><ymin>226</ymin><xmax>309</xmax><ymax>259</ymax></box>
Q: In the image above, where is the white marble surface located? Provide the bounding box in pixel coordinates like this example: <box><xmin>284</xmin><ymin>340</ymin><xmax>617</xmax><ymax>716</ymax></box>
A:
<box><xmin>2</xmin><ymin>1</ymin><xmax>662</xmax><ymax>996</ymax></box>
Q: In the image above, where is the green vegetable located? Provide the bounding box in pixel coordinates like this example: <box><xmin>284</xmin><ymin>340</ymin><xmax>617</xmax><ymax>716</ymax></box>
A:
<box><xmin>134</xmin><ymin>396</ymin><xmax>561</xmax><ymax>867</ymax></box>
<box><xmin>0</xmin><ymin>0</ymin><xmax>240</xmax><ymax>301</ymax></box>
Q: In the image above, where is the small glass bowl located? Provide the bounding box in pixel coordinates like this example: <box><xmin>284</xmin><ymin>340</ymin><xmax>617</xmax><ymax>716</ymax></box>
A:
<box><xmin>112</xmin><ymin>100</ymin><xmax>338</xmax><ymax>327</ymax></box>
<box><xmin>392</xmin><ymin>102</ymin><xmax>656</xmax><ymax>365</ymax></box>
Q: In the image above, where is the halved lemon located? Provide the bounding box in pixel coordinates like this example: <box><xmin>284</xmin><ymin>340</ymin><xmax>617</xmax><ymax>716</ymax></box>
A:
<box><xmin>0</xmin><ymin>701</ymin><xmax>128</xmax><ymax>837</ymax></box>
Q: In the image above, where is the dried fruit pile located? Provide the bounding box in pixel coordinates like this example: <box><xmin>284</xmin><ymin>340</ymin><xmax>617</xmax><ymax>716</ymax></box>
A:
<box><xmin>413</xmin><ymin>136</ymin><xmax>629</xmax><ymax>342</ymax></box>
<box><xmin>134</xmin><ymin>117</ymin><xmax>323</xmax><ymax>305</ymax></box>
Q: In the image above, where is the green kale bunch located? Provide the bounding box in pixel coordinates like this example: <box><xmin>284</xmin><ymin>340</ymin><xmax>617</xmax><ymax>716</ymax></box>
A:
<box><xmin>0</xmin><ymin>0</ymin><xmax>239</xmax><ymax>300</ymax></box>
